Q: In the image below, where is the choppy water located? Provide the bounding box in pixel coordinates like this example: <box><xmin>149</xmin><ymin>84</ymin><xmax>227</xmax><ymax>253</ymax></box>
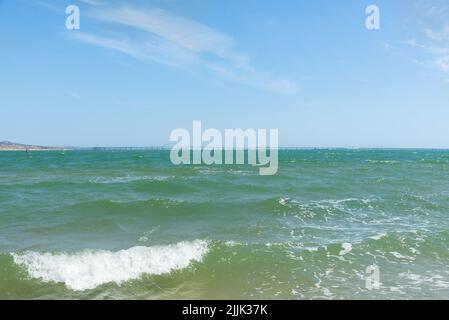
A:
<box><xmin>1</xmin><ymin>149</ymin><xmax>449</xmax><ymax>299</ymax></box>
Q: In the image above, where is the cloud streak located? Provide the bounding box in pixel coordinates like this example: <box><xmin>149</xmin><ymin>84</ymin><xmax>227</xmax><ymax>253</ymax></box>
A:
<box><xmin>92</xmin><ymin>7</ymin><xmax>248</xmax><ymax>66</ymax></box>
<box><xmin>405</xmin><ymin>2</ymin><xmax>449</xmax><ymax>75</ymax></box>
<box><xmin>79</xmin><ymin>0</ymin><xmax>104</xmax><ymax>6</ymax></box>
<box><xmin>71</xmin><ymin>5</ymin><xmax>298</xmax><ymax>94</ymax></box>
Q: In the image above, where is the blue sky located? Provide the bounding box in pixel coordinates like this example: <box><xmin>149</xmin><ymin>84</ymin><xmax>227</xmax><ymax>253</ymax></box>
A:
<box><xmin>1</xmin><ymin>0</ymin><xmax>449</xmax><ymax>147</ymax></box>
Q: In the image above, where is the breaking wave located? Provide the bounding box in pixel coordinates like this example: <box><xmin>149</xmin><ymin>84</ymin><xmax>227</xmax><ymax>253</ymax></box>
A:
<box><xmin>12</xmin><ymin>240</ymin><xmax>208</xmax><ymax>291</ymax></box>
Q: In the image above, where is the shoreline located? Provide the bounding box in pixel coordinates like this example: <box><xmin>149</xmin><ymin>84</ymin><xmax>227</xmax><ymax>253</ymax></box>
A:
<box><xmin>0</xmin><ymin>148</ymin><xmax>69</xmax><ymax>151</ymax></box>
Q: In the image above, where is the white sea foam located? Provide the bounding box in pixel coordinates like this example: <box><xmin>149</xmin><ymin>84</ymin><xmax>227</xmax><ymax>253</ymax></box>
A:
<box><xmin>390</xmin><ymin>251</ymin><xmax>413</xmax><ymax>260</ymax></box>
<box><xmin>339</xmin><ymin>243</ymin><xmax>353</xmax><ymax>256</ymax></box>
<box><xmin>279</xmin><ymin>197</ymin><xmax>375</xmax><ymax>209</ymax></box>
<box><xmin>365</xmin><ymin>160</ymin><xmax>399</xmax><ymax>164</ymax></box>
<box><xmin>369</xmin><ymin>233</ymin><xmax>387</xmax><ymax>240</ymax></box>
<box><xmin>89</xmin><ymin>175</ymin><xmax>170</xmax><ymax>184</ymax></box>
<box><xmin>12</xmin><ymin>240</ymin><xmax>208</xmax><ymax>291</ymax></box>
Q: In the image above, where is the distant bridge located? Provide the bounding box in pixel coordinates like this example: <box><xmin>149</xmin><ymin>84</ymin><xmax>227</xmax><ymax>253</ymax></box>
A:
<box><xmin>87</xmin><ymin>146</ymin><xmax>168</xmax><ymax>151</ymax></box>
<box><xmin>89</xmin><ymin>147</ymin><xmax>296</xmax><ymax>151</ymax></box>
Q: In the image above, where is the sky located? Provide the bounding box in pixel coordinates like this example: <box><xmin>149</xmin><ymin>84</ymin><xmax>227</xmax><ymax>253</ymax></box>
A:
<box><xmin>1</xmin><ymin>0</ymin><xmax>449</xmax><ymax>148</ymax></box>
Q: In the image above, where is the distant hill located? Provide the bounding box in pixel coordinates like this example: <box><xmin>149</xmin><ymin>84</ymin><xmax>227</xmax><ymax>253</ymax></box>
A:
<box><xmin>0</xmin><ymin>141</ymin><xmax>66</xmax><ymax>151</ymax></box>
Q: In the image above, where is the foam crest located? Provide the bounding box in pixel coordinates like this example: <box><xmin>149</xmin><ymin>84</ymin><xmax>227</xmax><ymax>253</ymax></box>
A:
<box><xmin>89</xmin><ymin>175</ymin><xmax>170</xmax><ymax>184</ymax></box>
<box><xmin>12</xmin><ymin>240</ymin><xmax>208</xmax><ymax>291</ymax></box>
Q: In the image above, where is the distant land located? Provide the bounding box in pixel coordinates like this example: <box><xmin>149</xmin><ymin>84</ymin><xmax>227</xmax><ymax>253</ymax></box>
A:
<box><xmin>3</xmin><ymin>141</ymin><xmax>446</xmax><ymax>151</ymax></box>
<box><xmin>0</xmin><ymin>141</ymin><xmax>68</xmax><ymax>151</ymax></box>
<box><xmin>0</xmin><ymin>141</ymin><xmax>167</xmax><ymax>151</ymax></box>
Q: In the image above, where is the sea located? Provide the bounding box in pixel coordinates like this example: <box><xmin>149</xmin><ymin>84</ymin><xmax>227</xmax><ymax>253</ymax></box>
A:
<box><xmin>1</xmin><ymin>149</ymin><xmax>449</xmax><ymax>299</ymax></box>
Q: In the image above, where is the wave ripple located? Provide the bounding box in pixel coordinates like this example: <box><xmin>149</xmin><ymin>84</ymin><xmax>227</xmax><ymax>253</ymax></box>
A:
<box><xmin>12</xmin><ymin>240</ymin><xmax>208</xmax><ymax>291</ymax></box>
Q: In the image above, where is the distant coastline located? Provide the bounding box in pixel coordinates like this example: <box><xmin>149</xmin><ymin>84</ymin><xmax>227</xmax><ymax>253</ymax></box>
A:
<box><xmin>0</xmin><ymin>141</ymin><xmax>165</xmax><ymax>152</ymax></box>
<box><xmin>2</xmin><ymin>141</ymin><xmax>449</xmax><ymax>151</ymax></box>
<box><xmin>0</xmin><ymin>141</ymin><xmax>68</xmax><ymax>151</ymax></box>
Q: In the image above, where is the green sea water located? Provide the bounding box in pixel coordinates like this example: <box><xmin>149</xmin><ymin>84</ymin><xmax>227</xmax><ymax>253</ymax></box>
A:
<box><xmin>1</xmin><ymin>149</ymin><xmax>449</xmax><ymax>299</ymax></box>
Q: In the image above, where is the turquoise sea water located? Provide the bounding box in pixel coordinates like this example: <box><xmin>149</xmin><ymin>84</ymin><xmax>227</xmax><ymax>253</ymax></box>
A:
<box><xmin>1</xmin><ymin>149</ymin><xmax>449</xmax><ymax>299</ymax></box>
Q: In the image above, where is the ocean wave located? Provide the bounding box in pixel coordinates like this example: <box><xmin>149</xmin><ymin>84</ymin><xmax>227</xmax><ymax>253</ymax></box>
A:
<box><xmin>278</xmin><ymin>197</ymin><xmax>375</xmax><ymax>208</ymax></box>
<box><xmin>88</xmin><ymin>175</ymin><xmax>171</xmax><ymax>184</ymax></box>
<box><xmin>365</xmin><ymin>160</ymin><xmax>399</xmax><ymax>164</ymax></box>
<box><xmin>63</xmin><ymin>198</ymin><xmax>187</xmax><ymax>215</ymax></box>
<box><xmin>275</xmin><ymin>197</ymin><xmax>378</xmax><ymax>220</ymax></box>
<box><xmin>0</xmin><ymin>175</ymin><xmax>174</xmax><ymax>189</ymax></box>
<box><xmin>194</xmin><ymin>167</ymin><xmax>256</xmax><ymax>176</ymax></box>
<box><xmin>11</xmin><ymin>240</ymin><xmax>208</xmax><ymax>291</ymax></box>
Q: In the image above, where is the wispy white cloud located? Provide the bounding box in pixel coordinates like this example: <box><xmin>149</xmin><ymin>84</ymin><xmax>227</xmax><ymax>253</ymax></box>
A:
<box><xmin>92</xmin><ymin>7</ymin><xmax>248</xmax><ymax>66</ymax></box>
<box><xmin>406</xmin><ymin>26</ymin><xmax>449</xmax><ymax>73</ymax></box>
<box><xmin>405</xmin><ymin>2</ymin><xmax>449</xmax><ymax>75</ymax></box>
<box><xmin>79</xmin><ymin>0</ymin><xmax>104</xmax><ymax>6</ymax></box>
<box><xmin>70</xmin><ymin>5</ymin><xmax>298</xmax><ymax>94</ymax></box>
<box><xmin>72</xmin><ymin>32</ymin><xmax>197</xmax><ymax>67</ymax></box>
<box><xmin>30</xmin><ymin>0</ymin><xmax>61</xmax><ymax>12</ymax></box>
